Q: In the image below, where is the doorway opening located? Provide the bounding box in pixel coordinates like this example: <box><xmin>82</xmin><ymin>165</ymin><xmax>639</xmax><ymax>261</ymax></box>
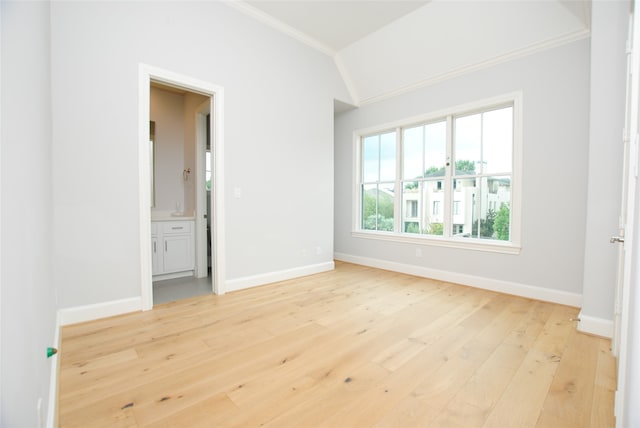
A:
<box><xmin>138</xmin><ymin>64</ymin><xmax>225</xmax><ymax>310</ymax></box>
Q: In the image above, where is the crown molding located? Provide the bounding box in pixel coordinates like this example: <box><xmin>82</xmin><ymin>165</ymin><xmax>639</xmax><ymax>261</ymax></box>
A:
<box><xmin>358</xmin><ymin>28</ymin><xmax>591</xmax><ymax>107</ymax></box>
<box><xmin>222</xmin><ymin>2</ymin><xmax>590</xmax><ymax>112</ymax></box>
<box><xmin>223</xmin><ymin>1</ymin><xmax>336</xmax><ymax>57</ymax></box>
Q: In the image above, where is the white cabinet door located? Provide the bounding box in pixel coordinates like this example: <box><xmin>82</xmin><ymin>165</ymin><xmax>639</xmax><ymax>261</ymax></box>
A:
<box><xmin>151</xmin><ymin>220</ymin><xmax>194</xmax><ymax>279</ymax></box>
<box><xmin>163</xmin><ymin>234</ymin><xmax>193</xmax><ymax>273</ymax></box>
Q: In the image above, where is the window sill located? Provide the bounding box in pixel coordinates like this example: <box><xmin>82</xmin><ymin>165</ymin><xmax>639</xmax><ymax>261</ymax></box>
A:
<box><xmin>351</xmin><ymin>230</ymin><xmax>521</xmax><ymax>255</ymax></box>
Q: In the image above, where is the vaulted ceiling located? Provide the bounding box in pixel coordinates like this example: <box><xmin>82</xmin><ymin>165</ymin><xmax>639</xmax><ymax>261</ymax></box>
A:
<box><xmin>244</xmin><ymin>0</ymin><xmax>430</xmax><ymax>52</ymax></box>
<box><xmin>226</xmin><ymin>1</ymin><xmax>592</xmax><ymax>110</ymax></box>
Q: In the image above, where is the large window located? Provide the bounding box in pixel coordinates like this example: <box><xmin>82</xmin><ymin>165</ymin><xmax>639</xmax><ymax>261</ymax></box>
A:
<box><xmin>354</xmin><ymin>94</ymin><xmax>521</xmax><ymax>253</ymax></box>
<box><xmin>361</xmin><ymin>131</ymin><xmax>396</xmax><ymax>231</ymax></box>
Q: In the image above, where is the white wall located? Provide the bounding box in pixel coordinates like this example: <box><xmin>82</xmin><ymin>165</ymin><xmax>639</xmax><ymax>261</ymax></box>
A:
<box><xmin>337</xmin><ymin>0</ymin><xmax>587</xmax><ymax>104</ymax></box>
<box><xmin>1</xmin><ymin>1</ymin><xmax>57</xmax><ymax>426</ymax></box>
<box><xmin>581</xmin><ymin>0</ymin><xmax>628</xmax><ymax>331</ymax></box>
<box><xmin>50</xmin><ymin>1</ymin><xmax>350</xmax><ymax>309</ymax></box>
<box><xmin>335</xmin><ymin>39</ymin><xmax>591</xmax><ymax>299</ymax></box>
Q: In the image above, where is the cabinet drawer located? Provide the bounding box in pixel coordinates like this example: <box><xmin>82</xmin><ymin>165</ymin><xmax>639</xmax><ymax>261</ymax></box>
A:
<box><xmin>150</xmin><ymin>222</ymin><xmax>158</xmax><ymax>236</ymax></box>
<box><xmin>162</xmin><ymin>221</ymin><xmax>191</xmax><ymax>235</ymax></box>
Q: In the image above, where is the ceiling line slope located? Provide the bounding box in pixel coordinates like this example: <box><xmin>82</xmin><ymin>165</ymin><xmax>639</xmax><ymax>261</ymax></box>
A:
<box><xmin>223</xmin><ymin>0</ymin><xmax>337</xmax><ymax>56</ymax></box>
<box><xmin>223</xmin><ymin>1</ymin><xmax>592</xmax><ymax>110</ymax></box>
<box><xmin>357</xmin><ymin>27</ymin><xmax>591</xmax><ymax>106</ymax></box>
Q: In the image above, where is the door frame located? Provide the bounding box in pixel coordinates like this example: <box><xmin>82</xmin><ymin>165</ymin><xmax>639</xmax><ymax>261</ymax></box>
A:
<box><xmin>614</xmin><ymin>6</ymin><xmax>639</xmax><ymax>426</ymax></box>
<box><xmin>138</xmin><ymin>64</ymin><xmax>226</xmax><ymax>310</ymax></box>
<box><xmin>613</xmin><ymin>12</ymin><xmax>636</xmax><ymax>358</ymax></box>
<box><xmin>195</xmin><ymin>99</ymin><xmax>210</xmax><ymax>279</ymax></box>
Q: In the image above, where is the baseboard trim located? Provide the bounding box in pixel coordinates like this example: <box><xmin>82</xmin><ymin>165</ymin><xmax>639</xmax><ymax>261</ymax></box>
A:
<box><xmin>153</xmin><ymin>270</ymin><xmax>195</xmax><ymax>282</ymax></box>
<box><xmin>50</xmin><ymin>297</ymin><xmax>142</xmax><ymax>425</ymax></box>
<box><xmin>577</xmin><ymin>311</ymin><xmax>614</xmax><ymax>338</ymax></box>
<box><xmin>334</xmin><ymin>252</ymin><xmax>582</xmax><ymax>307</ymax></box>
<box><xmin>225</xmin><ymin>261</ymin><xmax>335</xmax><ymax>293</ymax></box>
<box><xmin>46</xmin><ymin>312</ymin><xmax>62</xmax><ymax>428</ymax></box>
<box><xmin>58</xmin><ymin>297</ymin><xmax>142</xmax><ymax>326</ymax></box>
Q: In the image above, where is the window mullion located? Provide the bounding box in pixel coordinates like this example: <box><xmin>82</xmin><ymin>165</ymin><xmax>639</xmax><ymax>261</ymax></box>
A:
<box><xmin>355</xmin><ymin>92</ymin><xmax>519</xmax><ymax>249</ymax></box>
<box><xmin>476</xmin><ymin>114</ymin><xmax>484</xmax><ymax>238</ymax></box>
<box><xmin>418</xmin><ymin>181</ymin><xmax>423</xmax><ymax>233</ymax></box>
<box><xmin>375</xmin><ymin>135</ymin><xmax>382</xmax><ymax>230</ymax></box>
<box><xmin>394</xmin><ymin>128</ymin><xmax>402</xmax><ymax>233</ymax></box>
<box><xmin>444</xmin><ymin>115</ymin><xmax>453</xmax><ymax>238</ymax></box>
<box><xmin>420</xmin><ymin>126</ymin><xmax>426</xmax><ymax>235</ymax></box>
<box><xmin>480</xmin><ymin>112</ymin><xmax>485</xmax><ymax>175</ymax></box>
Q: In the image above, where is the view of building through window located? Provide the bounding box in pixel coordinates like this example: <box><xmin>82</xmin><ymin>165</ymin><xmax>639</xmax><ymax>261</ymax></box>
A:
<box><xmin>206</xmin><ymin>151</ymin><xmax>212</xmax><ymax>191</ymax></box>
<box><xmin>360</xmin><ymin>104</ymin><xmax>513</xmax><ymax>243</ymax></box>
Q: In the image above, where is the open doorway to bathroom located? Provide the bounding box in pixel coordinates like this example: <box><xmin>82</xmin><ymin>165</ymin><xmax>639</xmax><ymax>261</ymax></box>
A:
<box><xmin>138</xmin><ymin>64</ymin><xmax>225</xmax><ymax>310</ymax></box>
<box><xmin>149</xmin><ymin>83</ymin><xmax>211</xmax><ymax>304</ymax></box>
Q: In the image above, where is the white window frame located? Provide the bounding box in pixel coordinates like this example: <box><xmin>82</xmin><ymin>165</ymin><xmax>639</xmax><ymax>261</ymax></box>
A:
<box><xmin>352</xmin><ymin>92</ymin><xmax>522</xmax><ymax>254</ymax></box>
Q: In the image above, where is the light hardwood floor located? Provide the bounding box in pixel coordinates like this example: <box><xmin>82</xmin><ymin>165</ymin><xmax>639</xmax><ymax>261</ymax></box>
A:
<box><xmin>58</xmin><ymin>261</ymin><xmax>616</xmax><ymax>427</ymax></box>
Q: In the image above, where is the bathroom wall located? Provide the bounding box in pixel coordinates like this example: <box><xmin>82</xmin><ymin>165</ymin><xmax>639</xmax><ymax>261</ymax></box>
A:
<box><xmin>150</xmin><ymin>87</ymin><xmax>209</xmax><ymax>216</ymax></box>
<box><xmin>183</xmin><ymin>92</ymin><xmax>209</xmax><ymax>216</ymax></box>
<box><xmin>150</xmin><ymin>86</ymin><xmax>186</xmax><ymax>214</ymax></box>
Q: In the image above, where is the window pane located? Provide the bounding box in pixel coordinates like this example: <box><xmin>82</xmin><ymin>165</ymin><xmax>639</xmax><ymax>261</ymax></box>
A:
<box><xmin>454</xmin><ymin>114</ymin><xmax>481</xmax><ymax>176</ymax></box>
<box><xmin>422</xmin><ymin>180</ymin><xmax>443</xmax><ymax>235</ymax></box>
<box><xmin>452</xmin><ymin>176</ymin><xmax>511</xmax><ymax>239</ymax></box>
<box><xmin>477</xmin><ymin>176</ymin><xmax>511</xmax><ymax>239</ymax></box>
<box><xmin>403</xmin><ymin>181</ymin><xmax>419</xmax><ymax>218</ymax></box>
<box><xmin>403</xmin><ymin>126</ymin><xmax>423</xmax><ymax>180</ymax></box>
<box><xmin>452</xmin><ymin>191</ymin><xmax>465</xmax><ymax>234</ymax></box>
<box><xmin>378</xmin><ymin>183</ymin><xmax>395</xmax><ymax>232</ymax></box>
<box><xmin>433</xmin><ymin>200</ymin><xmax>441</xmax><ymax>216</ymax></box>
<box><xmin>378</xmin><ymin>183</ymin><xmax>395</xmax><ymax>231</ymax></box>
<box><xmin>205</xmin><ymin>151</ymin><xmax>212</xmax><ymax>191</ymax></box>
<box><xmin>483</xmin><ymin>107</ymin><xmax>513</xmax><ymax>174</ymax></box>
<box><xmin>358</xmin><ymin>99</ymin><xmax>516</xmax><ymax>244</ymax></box>
<box><xmin>404</xmin><ymin>222</ymin><xmax>419</xmax><ymax>233</ymax></box>
<box><xmin>362</xmin><ymin>135</ymin><xmax>379</xmax><ymax>182</ymax></box>
<box><xmin>424</xmin><ymin>121</ymin><xmax>446</xmax><ymax>177</ymax></box>
<box><xmin>380</xmin><ymin>132</ymin><xmax>396</xmax><ymax>182</ymax></box>
<box><xmin>362</xmin><ymin>184</ymin><xmax>378</xmax><ymax>230</ymax></box>
<box><xmin>362</xmin><ymin>183</ymin><xmax>395</xmax><ymax>232</ymax></box>
<box><xmin>402</xmin><ymin>181</ymin><xmax>419</xmax><ymax>233</ymax></box>
<box><xmin>452</xmin><ymin>177</ymin><xmax>477</xmax><ymax>237</ymax></box>
<box><xmin>408</xmin><ymin>201</ymin><xmax>418</xmax><ymax>217</ymax></box>
<box><xmin>485</xmin><ymin>176</ymin><xmax>511</xmax><ymax>240</ymax></box>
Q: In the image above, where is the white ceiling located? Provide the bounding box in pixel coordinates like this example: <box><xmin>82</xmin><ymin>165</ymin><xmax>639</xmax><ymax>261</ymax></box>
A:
<box><xmin>245</xmin><ymin>1</ymin><xmax>430</xmax><ymax>53</ymax></box>
<box><xmin>229</xmin><ymin>1</ymin><xmax>591</xmax><ymax>110</ymax></box>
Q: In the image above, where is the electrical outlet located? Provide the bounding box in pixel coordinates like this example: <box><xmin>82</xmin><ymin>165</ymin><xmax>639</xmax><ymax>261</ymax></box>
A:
<box><xmin>316</xmin><ymin>246</ymin><xmax>322</xmax><ymax>255</ymax></box>
<box><xmin>415</xmin><ymin>248</ymin><xmax>423</xmax><ymax>257</ymax></box>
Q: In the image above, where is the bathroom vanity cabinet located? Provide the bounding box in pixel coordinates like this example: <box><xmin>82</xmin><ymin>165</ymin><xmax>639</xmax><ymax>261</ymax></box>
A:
<box><xmin>151</xmin><ymin>219</ymin><xmax>195</xmax><ymax>280</ymax></box>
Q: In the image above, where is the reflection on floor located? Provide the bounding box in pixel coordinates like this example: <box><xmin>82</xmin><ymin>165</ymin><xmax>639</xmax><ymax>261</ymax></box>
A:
<box><xmin>153</xmin><ymin>275</ymin><xmax>212</xmax><ymax>305</ymax></box>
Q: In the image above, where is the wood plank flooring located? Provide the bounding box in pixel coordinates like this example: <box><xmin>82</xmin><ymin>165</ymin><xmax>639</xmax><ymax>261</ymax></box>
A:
<box><xmin>58</xmin><ymin>261</ymin><xmax>616</xmax><ymax>427</ymax></box>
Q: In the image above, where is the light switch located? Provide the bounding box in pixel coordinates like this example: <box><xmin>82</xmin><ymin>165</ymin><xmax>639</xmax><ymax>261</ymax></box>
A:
<box><xmin>234</xmin><ymin>187</ymin><xmax>242</xmax><ymax>199</ymax></box>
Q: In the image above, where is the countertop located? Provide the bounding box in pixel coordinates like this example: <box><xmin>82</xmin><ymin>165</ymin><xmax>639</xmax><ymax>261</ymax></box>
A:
<box><xmin>151</xmin><ymin>211</ymin><xmax>196</xmax><ymax>221</ymax></box>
